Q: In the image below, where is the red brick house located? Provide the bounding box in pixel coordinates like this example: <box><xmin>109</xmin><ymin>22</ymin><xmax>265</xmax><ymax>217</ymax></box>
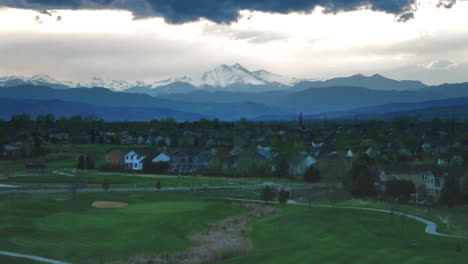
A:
<box><xmin>106</xmin><ymin>149</ymin><xmax>125</xmax><ymax>167</ymax></box>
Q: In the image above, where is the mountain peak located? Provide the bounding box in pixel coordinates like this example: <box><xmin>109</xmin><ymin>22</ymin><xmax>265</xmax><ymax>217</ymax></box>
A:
<box><xmin>231</xmin><ymin>63</ymin><xmax>248</xmax><ymax>71</ymax></box>
<box><xmin>31</xmin><ymin>74</ymin><xmax>59</xmax><ymax>83</ymax></box>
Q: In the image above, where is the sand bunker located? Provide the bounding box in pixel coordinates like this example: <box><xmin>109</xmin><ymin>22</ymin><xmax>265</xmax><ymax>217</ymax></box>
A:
<box><xmin>92</xmin><ymin>201</ymin><xmax>128</xmax><ymax>209</ymax></box>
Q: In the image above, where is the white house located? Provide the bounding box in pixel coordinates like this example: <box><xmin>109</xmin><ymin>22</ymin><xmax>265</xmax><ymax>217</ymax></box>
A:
<box><xmin>423</xmin><ymin>171</ymin><xmax>447</xmax><ymax>198</ymax></box>
<box><xmin>125</xmin><ymin>150</ymin><xmax>169</xmax><ymax>171</ymax></box>
<box><xmin>125</xmin><ymin>150</ymin><xmax>146</xmax><ymax>171</ymax></box>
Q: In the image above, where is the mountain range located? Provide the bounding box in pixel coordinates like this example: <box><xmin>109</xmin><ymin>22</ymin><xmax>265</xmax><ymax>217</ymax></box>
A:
<box><xmin>2</xmin><ymin>64</ymin><xmax>468</xmax><ymax>121</ymax></box>
<box><xmin>0</xmin><ymin>63</ymin><xmax>427</xmax><ymax>95</ymax></box>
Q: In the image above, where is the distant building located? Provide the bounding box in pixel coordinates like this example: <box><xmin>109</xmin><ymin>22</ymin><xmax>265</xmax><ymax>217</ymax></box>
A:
<box><xmin>379</xmin><ymin>165</ymin><xmax>459</xmax><ymax>202</ymax></box>
<box><xmin>48</xmin><ymin>132</ymin><xmax>70</xmax><ymax>141</ymax></box>
<box><xmin>124</xmin><ymin>150</ymin><xmax>169</xmax><ymax>171</ymax></box>
<box><xmin>106</xmin><ymin>149</ymin><xmax>126</xmax><ymax>167</ymax></box>
<box><xmin>168</xmin><ymin>149</ymin><xmax>213</xmax><ymax>174</ymax></box>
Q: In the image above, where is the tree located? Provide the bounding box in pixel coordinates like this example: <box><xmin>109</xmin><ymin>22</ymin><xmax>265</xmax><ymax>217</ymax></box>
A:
<box><xmin>77</xmin><ymin>154</ymin><xmax>95</xmax><ymax>170</ymax></box>
<box><xmin>275</xmin><ymin>158</ymin><xmax>289</xmax><ymax>178</ymax></box>
<box><xmin>156</xmin><ymin>181</ymin><xmax>161</xmax><ymax>190</ymax></box>
<box><xmin>440</xmin><ymin>174</ymin><xmax>460</xmax><ymax>207</ymax></box>
<box><xmin>304</xmin><ymin>166</ymin><xmax>321</xmax><ymax>183</ymax></box>
<box><xmin>385</xmin><ymin>179</ymin><xmax>416</xmax><ymax>203</ymax></box>
<box><xmin>77</xmin><ymin>154</ymin><xmax>85</xmax><ymax>170</ymax></box>
<box><xmin>278</xmin><ymin>188</ymin><xmax>289</xmax><ymax>204</ymax></box>
<box><xmin>345</xmin><ymin>161</ymin><xmax>376</xmax><ymax>197</ymax></box>
<box><xmin>449</xmin><ymin>156</ymin><xmax>464</xmax><ymax>168</ymax></box>
<box><xmin>260</xmin><ymin>186</ymin><xmax>274</xmax><ymax>205</ymax></box>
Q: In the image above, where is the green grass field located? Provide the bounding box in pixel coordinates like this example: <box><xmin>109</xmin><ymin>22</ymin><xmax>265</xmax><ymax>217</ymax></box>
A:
<box><xmin>0</xmin><ymin>255</ymin><xmax>43</xmax><ymax>264</ymax></box>
<box><xmin>218</xmin><ymin>205</ymin><xmax>468</xmax><ymax>264</ymax></box>
<box><xmin>0</xmin><ymin>192</ymin><xmax>244</xmax><ymax>264</ymax></box>
<box><xmin>1</xmin><ymin>190</ymin><xmax>468</xmax><ymax>264</ymax></box>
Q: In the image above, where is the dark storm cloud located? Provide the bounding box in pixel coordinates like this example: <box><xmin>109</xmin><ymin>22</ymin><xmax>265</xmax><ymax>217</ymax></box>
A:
<box><xmin>0</xmin><ymin>0</ymin><xmax>459</xmax><ymax>23</ymax></box>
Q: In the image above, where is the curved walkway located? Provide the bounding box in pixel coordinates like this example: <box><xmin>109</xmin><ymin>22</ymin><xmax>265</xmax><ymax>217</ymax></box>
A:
<box><xmin>0</xmin><ymin>251</ymin><xmax>71</xmax><ymax>264</ymax></box>
<box><xmin>217</xmin><ymin>197</ymin><xmax>468</xmax><ymax>239</ymax></box>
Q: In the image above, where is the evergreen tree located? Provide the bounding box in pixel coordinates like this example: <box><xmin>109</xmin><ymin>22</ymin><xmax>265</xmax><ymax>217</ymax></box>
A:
<box><xmin>156</xmin><ymin>181</ymin><xmax>161</xmax><ymax>190</ymax></box>
<box><xmin>345</xmin><ymin>161</ymin><xmax>376</xmax><ymax>197</ymax></box>
<box><xmin>440</xmin><ymin>174</ymin><xmax>460</xmax><ymax>207</ymax></box>
<box><xmin>260</xmin><ymin>186</ymin><xmax>274</xmax><ymax>205</ymax></box>
<box><xmin>77</xmin><ymin>154</ymin><xmax>85</xmax><ymax>170</ymax></box>
<box><xmin>278</xmin><ymin>188</ymin><xmax>289</xmax><ymax>204</ymax></box>
<box><xmin>304</xmin><ymin>166</ymin><xmax>321</xmax><ymax>183</ymax></box>
<box><xmin>275</xmin><ymin>158</ymin><xmax>289</xmax><ymax>178</ymax></box>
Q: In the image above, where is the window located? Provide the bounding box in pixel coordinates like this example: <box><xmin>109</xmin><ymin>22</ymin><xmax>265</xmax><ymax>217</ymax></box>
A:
<box><xmin>134</xmin><ymin>163</ymin><xmax>138</xmax><ymax>169</ymax></box>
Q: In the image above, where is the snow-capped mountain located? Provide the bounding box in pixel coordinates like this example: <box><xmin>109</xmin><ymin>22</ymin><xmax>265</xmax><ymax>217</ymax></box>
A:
<box><xmin>73</xmin><ymin>77</ymin><xmax>147</xmax><ymax>91</ymax></box>
<box><xmin>0</xmin><ymin>64</ymin><xmax>307</xmax><ymax>95</ymax></box>
<box><xmin>0</xmin><ymin>74</ymin><xmax>70</xmax><ymax>89</ymax></box>
<box><xmin>166</xmin><ymin>63</ymin><xmax>300</xmax><ymax>88</ymax></box>
<box><xmin>139</xmin><ymin>63</ymin><xmax>303</xmax><ymax>95</ymax></box>
<box><xmin>0</xmin><ymin>74</ymin><xmax>149</xmax><ymax>91</ymax></box>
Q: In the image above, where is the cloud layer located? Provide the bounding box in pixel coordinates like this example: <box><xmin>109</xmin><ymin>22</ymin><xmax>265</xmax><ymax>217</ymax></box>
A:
<box><xmin>0</xmin><ymin>0</ymin><xmax>457</xmax><ymax>23</ymax></box>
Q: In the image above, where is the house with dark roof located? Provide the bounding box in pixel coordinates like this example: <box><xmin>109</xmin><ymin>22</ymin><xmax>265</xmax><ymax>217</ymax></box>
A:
<box><xmin>168</xmin><ymin>149</ymin><xmax>213</xmax><ymax>174</ymax></box>
<box><xmin>379</xmin><ymin>164</ymin><xmax>463</xmax><ymax>201</ymax></box>
<box><xmin>124</xmin><ymin>149</ymin><xmax>170</xmax><ymax>171</ymax></box>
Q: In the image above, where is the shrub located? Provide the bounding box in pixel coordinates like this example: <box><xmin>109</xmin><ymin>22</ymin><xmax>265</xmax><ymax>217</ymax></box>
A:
<box><xmin>260</xmin><ymin>186</ymin><xmax>274</xmax><ymax>205</ymax></box>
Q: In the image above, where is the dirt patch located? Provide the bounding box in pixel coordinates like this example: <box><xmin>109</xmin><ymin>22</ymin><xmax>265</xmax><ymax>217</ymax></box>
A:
<box><xmin>92</xmin><ymin>201</ymin><xmax>128</xmax><ymax>209</ymax></box>
<box><xmin>116</xmin><ymin>203</ymin><xmax>277</xmax><ymax>264</ymax></box>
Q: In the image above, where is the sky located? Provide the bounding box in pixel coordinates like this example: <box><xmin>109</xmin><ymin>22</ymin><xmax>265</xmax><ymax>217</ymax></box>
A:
<box><xmin>0</xmin><ymin>0</ymin><xmax>467</xmax><ymax>85</ymax></box>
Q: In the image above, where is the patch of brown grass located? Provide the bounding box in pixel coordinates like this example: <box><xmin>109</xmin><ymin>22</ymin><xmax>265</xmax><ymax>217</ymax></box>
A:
<box><xmin>92</xmin><ymin>201</ymin><xmax>128</xmax><ymax>209</ymax></box>
<box><xmin>115</xmin><ymin>203</ymin><xmax>277</xmax><ymax>264</ymax></box>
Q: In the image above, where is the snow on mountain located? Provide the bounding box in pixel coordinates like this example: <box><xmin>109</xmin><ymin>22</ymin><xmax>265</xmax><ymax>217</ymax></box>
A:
<box><xmin>73</xmin><ymin>77</ymin><xmax>147</xmax><ymax>91</ymax></box>
<box><xmin>195</xmin><ymin>64</ymin><xmax>267</xmax><ymax>87</ymax></box>
<box><xmin>30</xmin><ymin>74</ymin><xmax>62</xmax><ymax>84</ymax></box>
<box><xmin>0</xmin><ymin>64</ymin><xmax>305</xmax><ymax>94</ymax></box>
<box><xmin>251</xmin><ymin>70</ymin><xmax>299</xmax><ymax>86</ymax></box>
<box><xmin>0</xmin><ymin>74</ymin><xmax>70</xmax><ymax>89</ymax></box>
<box><xmin>148</xmin><ymin>63</ymin><xmax>301</xmax><ymax>90</ymax></box>
<box><xmin>150</xmin><ymin>76</ymin><xmax>194</xmax><ymax>88</ymax></box>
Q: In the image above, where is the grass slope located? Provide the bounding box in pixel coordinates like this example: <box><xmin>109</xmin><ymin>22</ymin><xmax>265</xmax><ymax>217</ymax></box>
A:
<box><xmin>0</xmin><ymin>192</ymin><xmax>243</xmax><ymax>264</ymax></box>
<box><xmin>218</xmin><ymin>206</ymin><xmax>468</xmax><ymax>264</ymax></box>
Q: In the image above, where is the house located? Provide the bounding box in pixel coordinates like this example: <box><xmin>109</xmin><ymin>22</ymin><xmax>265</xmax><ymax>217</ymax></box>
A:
<box><xmin>25</xmin><ymin>163</ymin><xmax>45</xmax><ymax>173</ymax></box>
<box><xmin>2</xmin><ymin>144</ymin><xmax>22</xmax><ymax>159</ymax></box>
<box><xmin>291</xmin><ymin>153</ymin><xmax>316</xmax><ymax>176</ymax></box>
<box><xmin>48</xmin><ymin>132</ymin><xmax>70</xmax><ymax>141</ymax></box>
<box><xmin>168</xmin><ymin>149</ymin><xmax>213</xmax><ymax>174</ymax></box>
<box><xmin>106</xmin><ymin>149</ymin><xmax>126</xmax><ymax>167</ymax></box>
<box><xmin>379</xmin><ymin>165</ymin><xmax>458</xmax><ymax>202</ymax></box>
<box><xmin>255</xmin><ymin>149</ymin><xmax>275</xmax><ymax>161</ymax></box>
<box><xmin>422</xmin><ymin>170</ymin><xmax>446</xmax><ymax>198</ymax></box>
<box><xmin>151</xmin><ymin>152</ymin><xmax>171</xmax><ymax>163</ymax></box>
<box><xmin>311</xmin><ymin>142</ymin><xmax>325</xmax><ymax>157</ymax></box>
<box><xmin>124</xmin><ymin>150</ymin><xmax>154</xmax><ymax>171</ymax></box>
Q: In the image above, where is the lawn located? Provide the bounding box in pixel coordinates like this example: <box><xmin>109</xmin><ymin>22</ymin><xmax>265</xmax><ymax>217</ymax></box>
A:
<box><xmin>0</xmin><ymin>192</ymin><xmax>244</xmax><ymax>264</ymax></box>
<box><xmin>0</xmin><ymin>255</ymin><xmax>43</xmax><ymax>264</ymax></box>
<box><xmin>218</xmin><ymin>205</ymin><xmax>468</xmax><ymax>264</ymax></box>
<box><xmin>2</xmin><ymin>190</ymin><xmax>468</xmax><ymax>264</ymax></box>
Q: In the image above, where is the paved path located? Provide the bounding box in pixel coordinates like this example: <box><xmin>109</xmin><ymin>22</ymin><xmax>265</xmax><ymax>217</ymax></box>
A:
<box><xmin>0</xmin><ymin>184</ymin><xmax>19</xmax><ymax>188</ymax></box>
<box><xmin>0</xmin><ymin>251</ymin><xmax>71</xmax><ymax>264</ymax></box>
<box><xmin>52</xmin><ymin>170</ymin><xmax>75</xmax><ymax>177</ymax></box>
<box><xmin>0</xmin><ymin>183</ymin><xmax>317</xmax><ymax>195</ymax></box>
<box><xmin>216</xmin><ymin>197</ymin><xmax>468</xmax><ymax>239</ymax></box>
